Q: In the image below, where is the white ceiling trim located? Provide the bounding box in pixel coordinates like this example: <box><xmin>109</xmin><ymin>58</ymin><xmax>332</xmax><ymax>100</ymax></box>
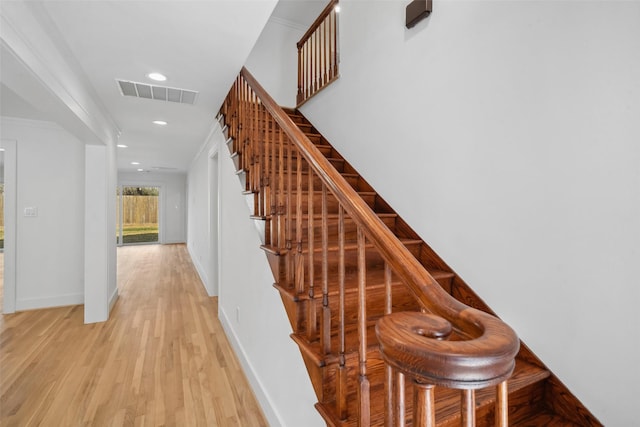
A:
<box><xmin>0</xmin><ymin>2</ymin><xmax>119</xmax><ymax>145</ymax></box>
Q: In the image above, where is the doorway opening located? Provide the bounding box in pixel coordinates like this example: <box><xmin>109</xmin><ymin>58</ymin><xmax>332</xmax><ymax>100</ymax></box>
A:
<box><xmin>0</xmin><ymin>149</ymin><xmax>4</xmax><ymax>308</ymax></box>
<box><xmin>117</xmin><ymin>185</ymin><xmax>160</xmax><ymax>245</ymax></box>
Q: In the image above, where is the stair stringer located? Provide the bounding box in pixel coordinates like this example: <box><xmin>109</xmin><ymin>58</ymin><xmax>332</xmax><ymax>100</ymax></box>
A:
<box><xmin>217</xmin><ymin>127</ymin><xmax>324</xmax><ymax>427</ymax></box>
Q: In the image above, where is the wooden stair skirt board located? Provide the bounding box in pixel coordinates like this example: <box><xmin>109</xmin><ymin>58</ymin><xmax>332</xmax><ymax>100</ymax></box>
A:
<box><xmin>220</xmin><ymin>102</ymin><xmax>602</xmax><ymax>426</ymax></box>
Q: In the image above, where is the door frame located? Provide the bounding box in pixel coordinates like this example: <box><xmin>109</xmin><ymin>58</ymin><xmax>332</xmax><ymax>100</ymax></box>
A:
<box><xmin>208</xmin><ymin>147</ymin><xmax>220</xmax><ymax>296</ymax></box>
<box><xmin>1</xmin><ymin>139</ymin><xmax>17</xmax><ymax>314</ymax></box>
<box><xmin>116</xmin><ymin>183</ymin><xmax>163</xmax><ymax>246</ymax></box>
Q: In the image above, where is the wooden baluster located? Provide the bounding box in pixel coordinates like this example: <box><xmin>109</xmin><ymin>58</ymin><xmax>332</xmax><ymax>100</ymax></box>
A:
<box><xmin>251</xmin><ymin>94</ymin><xmax>259</xmax><ymax>216</ymax></box>
<box><xmin>309</xmin><ymin>38</ymin><xmax>312</xmax><ymax>97</ymax></box>
<box><xmin>243</xmin><ymin>81</ymin><xmax>249</xmax><ymax>179</ymax></box>
<box><xmin>248</xmin><ymin>92</ymin><xmax>254</xmax><ymax>192</ymax></box>
<box><xmin>304</xmin><ymin>43</ymin><xmax>308</xmax><ymax>100</ymax></box>
<box><xmin>285</xmin><ymin>135</ymin><xmax>293</xmax><ymax>284</ymax></box>
<box><xmin>307</xmin><ymin>169</ymin><xmax>317</xmax><ymax>341</ymax></box>
<box><xmin>384</xmin><ymin>262</ymin><xmax>393</xmax><ymax>426</ymax></box>
<box><xmin>240</xmin><ymin>80</ymin><xmax>245</xmax><ymax>171</ymax></box>
<box><xmin>297</xmin><ymin>45</ymin><xmax>303</xmax><ymax>105</ymax></box>
<box><xmin>315</xmin><ymin>28</ymin><xmax>320</xmax><ymax>93</ymax></box>
<box><xmin>324</xmin><ymin>18</ymin><xmax>328</xmax><ymax>85</ymax></box>
<box><xmin>232</xmin><ymin>78</ymin><xmax>239</xmax><ymax>149</ymax></box>
<box><xmin>262</xmin><ymin>106</ymin><xmax>268</xmax><ymax>219</ymax></box>
<box><xmin>278</xmin><ymin>126</ymin><xmax>285</xmax><ymax>252</ymax></box>
<box><xmin>253</xmin><ymin>93</ymin><xmax>258</xmax><ymax>198</ymax></box>
<box><xmin>336</xmin><ymin>205</ymin><xmax>347</xmax><ymax>420</ymax></box>
<box><xmin>357</xmin><ymin>226</ymin><xmax>370</xmax><ymax>426</ymax></box>
<box><xmin>320</xmin><ymin>184</ymin><xmax>331</xmax><ymax>355</ymax></box>
<box><xmin>236</xmin><ymin>78</ymin><xmax>242</xmax><ymax>163</ymax></box>
<box><xmin>317</xmin><ymin>23</ymin><xmax>322</xmax><ymax>89</ymax></box>
<box><xmin>246</xmin><ymin>88</ymin><xmax>251</xmax><ymax>182</ymax></box>
<box><xmin>270</xmin><ymin>115</ymin><xmax>277</xmax><ymax>247</ymax></box>
<box><xmin>230</xmin><ymin>78</ymin><xmax>236</xmax><ymax>150</ymax></box>
<box><xmin>395</xmin><ymin>371</ymin><xmax>406</xmax><ymax>426</ymax></box>
<box><xmin>333</xmin><ymin>9</ymin><xmax>338</xmax><ymax>79</ymax></box>
<box><xmin>414</xmin><ymin>382</ymin><xmax>436</xmax><ymax>427</ymax></box>
<box><xmin>305</xmin><ymin>39</ymin><xmax>310</xmax><ymax>98</ymax></box>
<box><xmin>462</xmin><ymin>389</ymin><xmax>476</xmax><ymax>427</ymax></box>
<box><xmin>495</xmin><ymin>381</ymin><xmax>508</xmax><ymax>427</ymax></box>
<box><xmin>263</xmin><ymin>109</ymin><xmax>271</xmax><ymax>246</ymax></box>
<box><xmin>309</xmin><ymin>33</ymin><xmax>314</xmax><ymax>95</ymax></box>
<box><xmin>256</xmin><ymin>102</ymin><xmax>263</xmax><ymax>218</ymax></box>
<box><xmin>327</xmin><ymin>12</ymin><xmax>332</xmax><ymax>81</ymax></box>
<box><xmin>295</xmin><ymin>150</ymin><xmax>304</xmax><ymax>295</ymax></box>
<box><xmin>310</xmin><ymin>33</ymin><xmax>315</xmax><ymax>95</ymax></box>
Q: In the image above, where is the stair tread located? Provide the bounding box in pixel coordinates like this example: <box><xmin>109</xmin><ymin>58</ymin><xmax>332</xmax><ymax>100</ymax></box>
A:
<box><xmin>275</xmin><ymin>267</ymin><xmax>453</xmax><ymax>301</ymax></box>
<box><xmin>273</xmin><ymin>190</ymin><xmax>376</xmax><ymax>196</ymax></box>
<box><xmin>254</xmin><ymin>211</ymin><xmax>397</xmax><ymax>221</ymax></box>
<box><xmin>316</xmin><ymin>358</ymin><xmax>551</xmax><ymax>427</ymax></box>
<box><xmin>260</xmin><ymin>238</ymin><xmax>421</xmax><ymax>256</ymax></box>
<box><xmin>513</xmin><ymin>410</ymin><xmax>583</xmax><ymax>426</ymax></box>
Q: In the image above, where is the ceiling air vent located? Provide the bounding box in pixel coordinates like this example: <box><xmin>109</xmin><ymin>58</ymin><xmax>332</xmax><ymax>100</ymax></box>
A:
<box><xmin>116</xmin><ymin>80</ymin><xmax>198</xmax><ymax>105</ymax></box>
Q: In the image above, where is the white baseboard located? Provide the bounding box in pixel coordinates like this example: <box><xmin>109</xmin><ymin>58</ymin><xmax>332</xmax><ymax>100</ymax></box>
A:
<box><xmin>109</xmin><ymin>286</ymin><xmax>119</xmax><ymax>312</ymax></box>
<box><xmin>16</xmin><ymin>293</ymin><xmax>83</xmax><ymax>311</ymax></box>
<box><xmin>218</xmin><ymin>306</ymin><xmax>284</xmax><ymax>427</ymax></box>
<box><xmin>187</xmin><ymin>244</ymin><xmax>213</xmax><ymax>296</ymax></box>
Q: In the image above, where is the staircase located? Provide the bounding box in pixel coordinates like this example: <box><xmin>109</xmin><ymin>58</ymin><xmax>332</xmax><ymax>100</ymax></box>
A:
<box><xmin>220</xmin><ymin>69</ymin><xmax>602</xmax><ymax>426</ymax></box>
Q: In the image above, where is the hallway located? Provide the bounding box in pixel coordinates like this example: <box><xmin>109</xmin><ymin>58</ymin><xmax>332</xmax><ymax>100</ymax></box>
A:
<box><xmin>0</xmin><ymin>244</ymin><xmax>267</xmax><ymax>426</ymax></box>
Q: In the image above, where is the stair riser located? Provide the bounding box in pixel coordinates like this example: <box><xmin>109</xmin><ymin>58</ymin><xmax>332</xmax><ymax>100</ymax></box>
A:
<box><xmin>239</xmin><ymin>141</ymin><xmax>333</xmax><ymax>161</ymax></box>
<box><xmin>273</xmin><ymin>173</ymin><xmax>360</xmax><ymax>192</ymax></box>
<box><xmin>265</xmin><ymin>157</ymin><xmax>345</xmax><ymax>173</ymax></box>
<box><xmin>297</xmin><ymin>285</ymin><xmax>422</xmax><ymax>339</ymax></box>
<box><xmin>234</xmin><ymin>125</ymin><xmax>322</xmax><ymax>142</ymax></box>
<box><xmin>274</xmin><ymin>243</ymin><xmax>421</xmax><ymax>285</ymax></box>
<box><xmin>269</xmin><ymin>193</ymin><xmax>376</xmax><ymax>215</ymax></box>
<box><xmin>261</xmin><ymin>216</ymin><xmax>399</xmax><ymax>249</ymax></box>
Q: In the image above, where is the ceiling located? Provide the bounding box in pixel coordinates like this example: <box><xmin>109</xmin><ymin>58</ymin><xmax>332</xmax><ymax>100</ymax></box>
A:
<box><xmin>0</xmin><ymin>0</ymin><xmax>326</xmax><ymax>174</ymax></box>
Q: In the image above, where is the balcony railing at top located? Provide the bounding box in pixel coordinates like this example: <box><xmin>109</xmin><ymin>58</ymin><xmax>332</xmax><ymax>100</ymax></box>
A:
<box><xmin>297</xmin><ymin>0</ymin><xmax>340</xmax><ymax>107</ymax></box>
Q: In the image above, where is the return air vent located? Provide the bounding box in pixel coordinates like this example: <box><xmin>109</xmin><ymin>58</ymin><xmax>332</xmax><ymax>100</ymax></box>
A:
<box><xmin>117</xmin><ymin>80</ymin><xmax>198</xmax><ymax>105</ymax></box>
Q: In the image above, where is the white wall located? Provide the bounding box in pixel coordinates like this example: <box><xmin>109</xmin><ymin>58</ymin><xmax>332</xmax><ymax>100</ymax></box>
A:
<box><xmin>186</xmin><ymin>129</ymin><xmax>216</xmax><ymax>295</ymax></box>
<box><xmin>245</xmin><ymin>17</ymin><xmax>305</xmax><ymax>107</ymax></box>
<box><xmin>186</xmin><ymin>123</ymin><xmax>322</xmax><ymax>427</ymax></box>
<box><xmin>1</xmin><ymin>118</ymin><xmax>86</xmax><ymax>310</ymax></box>
<box><xmin>118</xmin><ymin>171</ymin><xmax>186</xmax><ymax>245</ymax></box>
<box><xmin>297</xmin><ymin>1</ymin><xmax>640</xmax><ymax>425</ymax></box>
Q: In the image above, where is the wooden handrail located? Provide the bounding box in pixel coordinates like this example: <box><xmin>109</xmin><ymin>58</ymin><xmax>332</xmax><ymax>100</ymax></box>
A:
<box><xmin>231</xmin><ymin>67</ymin><xmax>519</xmax><ymax>424</ymax></box>
<box><xmin>240</xmin><ymin>66</ymin><xmax>519</xmax><ymax>383</ymax></box>
<box><xmin>296</xmin><ymin>0</ymin><xmax>339</xmax><ymax>49</ymax></box>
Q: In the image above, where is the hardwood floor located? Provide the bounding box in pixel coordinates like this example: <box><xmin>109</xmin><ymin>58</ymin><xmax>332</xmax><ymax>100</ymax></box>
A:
<box><xmin>0</xmin><ymin>244</ymin><xmax>267</xmax><ymax>427</ymax></box>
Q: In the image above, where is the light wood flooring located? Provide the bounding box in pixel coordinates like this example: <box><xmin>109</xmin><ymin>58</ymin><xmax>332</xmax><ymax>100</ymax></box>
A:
<box><xmin>0</xmin><ymin>244</ymin><xmax>268</xmax><ymax>426</ymax></box>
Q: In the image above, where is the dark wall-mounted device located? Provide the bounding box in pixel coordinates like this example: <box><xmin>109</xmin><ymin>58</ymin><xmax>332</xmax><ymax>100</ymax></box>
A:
<box><xmin>406</xmin><ymin>0</ymin><xmax>432</xmax><ymax>28</ymax></box>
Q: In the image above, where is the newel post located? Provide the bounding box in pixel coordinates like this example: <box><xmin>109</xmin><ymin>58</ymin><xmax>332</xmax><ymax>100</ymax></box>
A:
<box><xmin>376</xmin><ymin>311</ymin><xmax>519</xmax><ymax>427</ymax></box>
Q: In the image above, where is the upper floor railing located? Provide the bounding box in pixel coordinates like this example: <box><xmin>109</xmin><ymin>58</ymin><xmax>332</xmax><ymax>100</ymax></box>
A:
<box><xmin>297</xmin><ymin>0</ymin><xmax>339</xmax><ymax>106</ymax></box>
<box><xmin>221</xmin><ymin>67</ymin><xmax>519</xmax><ymax>426</ymax></box>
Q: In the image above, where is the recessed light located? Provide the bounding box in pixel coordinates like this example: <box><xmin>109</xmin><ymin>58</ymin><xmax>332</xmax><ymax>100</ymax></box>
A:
<box><xmin>152</xmin><ymin>120</ymin><xmax>168</xmax><ymax>126</ymax></box>
<box><xmin>117</xmin><ymin>144</ymin><xmax>128</xmax><ymax>148</ymax></box>
<box><xmin>131</xmin><ymin>161</ymin><xmax>140</xmax><ymax>165</ymax></box>
<box><xmin>137</xmin><ymin>168</ymin><xmax>144</xmax><ymax>172</ymax></box>
<box><xmin>147</xmin><ymin>72</ymin><xmax>167</xmax><ymax>82</ymax></box>
<box><xmin>0</xmin><ymin>148</ymin><xmax>5</xmax><ymax>151</ymax></box>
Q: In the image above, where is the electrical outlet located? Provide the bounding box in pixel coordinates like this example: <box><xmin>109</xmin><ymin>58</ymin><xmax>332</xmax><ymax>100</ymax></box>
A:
<box><xmin>24</xmin><ymin>207</ymin><xmax>38</xmax><ymax>217</ymax></box>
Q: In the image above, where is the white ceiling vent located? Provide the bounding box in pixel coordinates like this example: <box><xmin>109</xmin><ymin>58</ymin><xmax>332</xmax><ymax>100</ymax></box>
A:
<box><xmin>117</xmin><ymin>80</ymin><xmax>198</xmax><ymax>105</ymax></box>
